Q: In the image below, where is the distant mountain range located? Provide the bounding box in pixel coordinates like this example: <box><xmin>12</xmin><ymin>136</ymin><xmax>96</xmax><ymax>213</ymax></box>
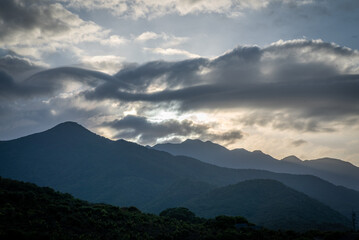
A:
<box><xmin>0</xmin><ymin>122</ymin><xmax>358</xmax><ymax>230</ymax></box>
<box><xmin>153</xmin><ymin>139</ymin><xmax>359</xmax><ymax>190</ymax></box>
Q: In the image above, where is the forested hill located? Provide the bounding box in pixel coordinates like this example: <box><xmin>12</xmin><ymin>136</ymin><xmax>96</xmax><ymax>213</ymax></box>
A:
<box><xmin>1</xmin><ymin>176</ymin><xmax>357</xmax><ymax>240</ymax></box>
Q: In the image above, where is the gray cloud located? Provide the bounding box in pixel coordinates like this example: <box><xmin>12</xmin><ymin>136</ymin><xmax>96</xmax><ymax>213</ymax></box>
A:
<box><xmin>84</xmin><ymin>41</ymin><xmax>359</xmax><ymax>117</ymax></box>
<box><xmin>112</xmin><ymin>58</ymin><xmax>208</xmax><ymax>91</ymax></box>
<box><xmin>0</xmin><ymin>66</ymin><xmax>123</xmax><ymax>100</ymax></box>
<box><xmin>105</xmin><ymin>115</ymin><xmax>209</xmax><ymax>144</ymax></box>
<box><xmin>0</xmin><ymin>0</ymin><xmax>70</xmax><ymax>42</ymax></box>
<box><xmin>239</xmin><ymin>111</ymin><xmax>336</xmax><ymax>133</ymax></box>
<box><xmin>1</xmin><ymin>39</ymin><xmax>359</xmax><ymax>139</ymax></box>
<box><xmin>104</xmin><ymin>115</ymin><xmax>243</xmax><ymax>145</ymax></box>
<box><xmin>0</xmin><ymin>51</ymin><xmax>45</xmax><ymax>79</ymax></box>
<box><xmin>291</xmin><ymin>139</ymin><xmax>307</xmax><ymax>147</ymax></box>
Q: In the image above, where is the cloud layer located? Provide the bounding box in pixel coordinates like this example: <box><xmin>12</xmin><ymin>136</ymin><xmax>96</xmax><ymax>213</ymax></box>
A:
<box><xmin>58</xmin><ymin>0</ymin><xmax>317</xmax><ymax>19</ymax></box>
<box><xmin>83</xmin><ymin>40</ymin><xmax>359</xmax><ymax>123</ymax></box>
<box><xmin>1</xmin><ymin>39</ymin><xmax>359</xmax><ymax>163</ymax></box>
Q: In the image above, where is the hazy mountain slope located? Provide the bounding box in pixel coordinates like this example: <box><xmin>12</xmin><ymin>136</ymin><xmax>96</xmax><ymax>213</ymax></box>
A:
<box><xmin>184</xmin><ymin>179</ymin><xmax>350</xmax><ymax>231</ymax></box>
<box><xmin>282</xmin><ymin>156</ymin><xmax>359</xmax><ymax>191</ymax></box>
<box><xmin>153</xmin><ymin>139</ymin><xmax>313</xmax><ymax>173</ymax></box>
<box><xmin>154</xmin><ymin>140</ymin><xmax>359</xmax><ymax>190</ymax></box>
<box><xmin>0</xmin><ymin>122</ymin><xmax>359</xmax><ymax>220</ymax></box>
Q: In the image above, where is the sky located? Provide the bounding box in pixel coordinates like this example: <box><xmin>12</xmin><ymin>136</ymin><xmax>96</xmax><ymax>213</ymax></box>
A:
<box><xmin>1</xmin><ymin>0</ymin><xmax>359</xmax><ymax>165</ymax></box>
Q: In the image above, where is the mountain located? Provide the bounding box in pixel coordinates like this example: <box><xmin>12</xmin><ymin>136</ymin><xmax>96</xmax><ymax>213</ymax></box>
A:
<box><xmin>0</xmin><ymin>176</ymin><xmax>201</xmax><ymax>240</ymax></box>
<box><xmin>282</xmin><ymin>156</ymin><xmax>359</xmax><ymax>191</ymax></box>
<box><xmin>1</xmin><ymin>122</ymin><xmax>359</xmax><ymax>225</ymax></box>
<box><xmin>183</xmin><ymin>179</ymin><xmax>350</xmax><ymax>231</ymax></box>
<box><xmin>144</xmin><ymin>179</ymin><xmax>217</xmax><ymax>213</ymax></box>
<box><xmin>3</xmin><ymin>177</ymin><xmax>354</xmax><ymax>240</ymax></box>
<box><xmin>153</xmin><ymin>139</ymin><xmax>312</xmax><ymax>173</ymax></box>
<box><xmin>153</xmin><ymin>139</ymin><xmax>359</xmax><ymax>190</ymax></box>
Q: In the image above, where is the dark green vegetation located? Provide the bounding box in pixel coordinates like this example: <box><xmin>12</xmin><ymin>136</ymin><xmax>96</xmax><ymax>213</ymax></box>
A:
<box><xmin>145</xmin><ymin>179</ymin><xmax>351</xmax><ymax>231</ymax></box>
<box><xmin>0</xmin><ymin>122</ymin><xmax>358</xmax><ymax>230</ymax></box>
<box><xmin>154</xmin><ymin>139</ymin><xmax>359</xmax><ymax>191</ymax></box>
<box><xmin>184</xmin><ymin>180</ymin><xmax>350</xmax><ymax>231</ymax></box>
<box><xmin>1</xmin><ymin>177</ymin><xmax>358</xmax><ymax>240</ymax></box>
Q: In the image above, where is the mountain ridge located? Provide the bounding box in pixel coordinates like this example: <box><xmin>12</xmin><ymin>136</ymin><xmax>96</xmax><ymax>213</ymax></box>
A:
<box><xmin>1</xmin><ymin>122</ymin><xmax>359</xmax><ymax>229</ymax></box>
<box><xmin>153</xmin><ymin>139</ymin><xmax>359</xmax><ymax>190</ymax></box>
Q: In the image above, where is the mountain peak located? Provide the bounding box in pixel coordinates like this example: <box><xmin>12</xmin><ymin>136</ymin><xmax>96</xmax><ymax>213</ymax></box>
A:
<box><xmin>49</xmin><ymin>121</ymin><xmax>89</xmax><ymax>132</ymax></box>
<box><xmin>44</xmin><ymin>121</ymin><xmax>98</xmax><ymax>140</ymax></box>
<box><xmin>282</xmin><ymin>155</ymin><xmax>302</xmax><ymax>163</ymax></box>
<box><xmin>53</xmin><ymin>121</ymin><xmax>83</xmax><ymax>128</ymax></box>
<box><xmin>183</xmin><ymin>139</ymin><xmax>205</xmax><ymax>144</ymax></box>
<box><xmin>182</xmin><ymin>139</ymin><xmax>229</xmax><ymax>151</ymax></box>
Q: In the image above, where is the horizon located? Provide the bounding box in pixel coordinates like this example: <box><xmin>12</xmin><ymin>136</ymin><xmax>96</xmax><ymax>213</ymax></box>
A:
<box><xmin>3</xmin><ymin>120</ymin><xmax>358</xmax><ymax>167</ymax></box>
<box><xmin>1</xmin><ymin>0</ymin><xmax>359</xmax><ymax>165</ymax></box>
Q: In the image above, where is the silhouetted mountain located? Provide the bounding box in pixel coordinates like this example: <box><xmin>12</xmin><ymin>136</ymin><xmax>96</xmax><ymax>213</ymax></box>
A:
<box><xmin>1</xmin><ymin>122</ymin><xmax>359</xmax><ymax>225</ymax></box>
<box><xmin>282</xmin><ymin>155</ymin><xmax>302</xmax><ymax>164</ymax></box>
<box><xmin>153</xmin><ymin>139</ymin><xmax>359</xmax><ymax>190</ymax></box>
<box><xmin>183</xmin><ymin>179</ymin><xmax>350</xmax><ymax>231</ymax></box>
<box><xmin>153</xmin><ymin>139</ymin><xmax>310</xmax><ymax>173</ymax></box>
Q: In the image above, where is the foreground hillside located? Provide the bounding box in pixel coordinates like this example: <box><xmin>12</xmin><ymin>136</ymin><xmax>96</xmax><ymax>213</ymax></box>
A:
<box><xmin>184</xmin><ymin>180</ymin><xmax>350</xmax><ymax>231</ymax></box>
<box><xmin>0</xmin><ymin>177</ymin><xmax>356</xmax><ymax>240</ymax></box>
<box><xmin>1</xmin><ymin>122</ymin><xmax>358</xmax><ymax>228</ymax></box>
<box><xmin>146</xmin><ymin>179</ymin><xmax>350</xmax><ymax>231</ymax></box>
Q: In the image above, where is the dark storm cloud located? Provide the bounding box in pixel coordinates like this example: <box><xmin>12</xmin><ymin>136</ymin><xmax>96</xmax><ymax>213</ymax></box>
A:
<box><xmin>105</xmin><ymin>115</ymin><xmax>243</xmax><ymax>145</ymax></box>
<box><xmin>0</xmin><ymin>0</ymin><xmax>70</xmax><ymax>42</ymax></box>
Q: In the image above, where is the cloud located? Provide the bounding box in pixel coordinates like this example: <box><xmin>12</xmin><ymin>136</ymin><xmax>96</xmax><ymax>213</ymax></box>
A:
<box><xmin>82</xmin><ymin>39</ymin><xmax>359</xmax><ymax>132</ymax></box>
<box><xmin>135</xmin><ymin>32</ymin><xmax>162</xmax><ymax>42</ymax></box>
<box><xmin>0</xmin><ymin>53</ymin><xmax>46</xmax><ymax>79</ymax></box>
<box><xmin>104</xmin><ymin>115</ymin><xmax>243</xmax><ymax>145</ymax></box>
<box><xmin>0</xmin><ymin>0</ymin><xmax>124</xmax><ymax>59</ymax></box>
<box><xmin>59</xmin><ymin>0</ymin><xmax>343</xmax><ymax>19</ymax></box>
<box><xmin>58</xmin><ymin>0</ymin><xmax>283</xmax><ymax>19</ymax></box>
<box><xmin>239</xmin><ymin>110</ymin><xmax>336</xmax><ymax>133</ymax></box>
<box><xmin>100</xmin><ymin>35</ymin><xmax>128</xmax><ymax>46</ymax></box>
<box><xmin>1</xmin><ymin>39</ymin><xmax>359</xmax><ymax>142</ymax></box>
<box><xmin>92</xmin><ymin>58</ymin><xmax>208</xmax><ymax>94</ymax></box>
<box><xmin>105</xmin><ymin>115</ymin><xmax>209</xmax><ymax>144</ymax></box>
<box><xmin>80</xmin><ymin>55</ymin><xmax>126</xmax><ymax>74</ymax></box>
<box><xmin>291</xmin><ymin>139</ymin><xmax>307</xmax><ymax>147</ymax></box>
<box><xmin>0</xmin><ymin>66</ymin><xmax>124</xmax><ymax>101</ymax></box>
<box><xmin>144</xmin><ymin>47</ymin><xmax>201</xmax><ymax>58</ymax></box>
<box><xmin>135</xmin><ymin>31</ymin><xmax>188</xmax><ymax>47</ymax></box>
